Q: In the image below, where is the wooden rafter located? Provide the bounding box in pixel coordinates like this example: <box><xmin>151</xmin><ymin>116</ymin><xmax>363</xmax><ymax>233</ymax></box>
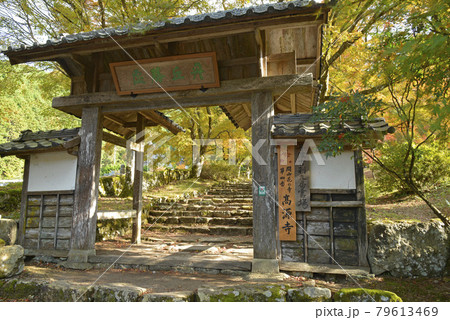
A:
<box><xmin>139</xmin><ymin>111</ymin><xmax>184</xmax><ymax>135</ymax></box>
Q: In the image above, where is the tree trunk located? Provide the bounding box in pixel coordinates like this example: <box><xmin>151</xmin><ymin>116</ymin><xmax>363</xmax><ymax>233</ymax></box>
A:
<box><xmin>191</xmin><ymin>154</ymin><xmax>204</xmax><ymax>178</ymax></box>
<box><xmin>409</xmin><ymin>182</ymin><xmax>450</xmax><ymax>228</ymax></box>
<box><xmin>120</xmin><ymin>147</ymin><xmax>135</xmax><ymax>197</ymax></box>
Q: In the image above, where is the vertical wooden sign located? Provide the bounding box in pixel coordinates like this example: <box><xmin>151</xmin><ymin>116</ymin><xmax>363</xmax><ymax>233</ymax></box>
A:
<box><xmin>278</xmin><ymin>145</ymin><xmax>296</xmax><ymax>241</ymax></box>
<box><xmin>295</xmin><ymin>155</ymin><xmax>311</xmax><ymax>212</ymax></box>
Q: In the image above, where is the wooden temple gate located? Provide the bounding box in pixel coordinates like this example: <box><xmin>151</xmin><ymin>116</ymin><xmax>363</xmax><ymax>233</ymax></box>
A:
<box><xmin>1</xmin><ymin>1</ymin><xmax>392</xmax><ymax>272</ymax></box>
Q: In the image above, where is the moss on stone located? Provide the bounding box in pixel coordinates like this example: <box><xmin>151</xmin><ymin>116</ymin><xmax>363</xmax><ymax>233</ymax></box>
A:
<box><xmin>0</xmin><ymin>280</ymin><xmax>42</xmax><ymax>300</ymax></box>
<box><xmin>200</xmin><ymin>285</ymin><xmax>287</xmax><ymax>302</ymax></box>
<box><xmin>0</xmin><ymin>238</ymin><xmax>5</xmax><ymax>247</ymax></box>
<box><xmin>334</xmin><ymin>288</ymin><xmax>402</xmax><ymax>302</ymax></box>
<box><xmin>141</xmin><ymin>292</ymin><xmax>195</xmax><ymax>302</ymax></box>
<box><xmin>287</xmin><ymin>287</ymin><xmax>332</xmax><ymax>302</ymax></box>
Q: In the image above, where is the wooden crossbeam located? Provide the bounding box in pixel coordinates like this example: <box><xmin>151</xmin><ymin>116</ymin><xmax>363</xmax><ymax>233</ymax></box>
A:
<box><xmin>53</xmin><ymin>74</ymin><xmax>314</xmax><ymax>113</ymax></box>
<box><xmin>102</xmin><ymin>131</ymin><xmax>127</xmax><ymax>148</ymax></box>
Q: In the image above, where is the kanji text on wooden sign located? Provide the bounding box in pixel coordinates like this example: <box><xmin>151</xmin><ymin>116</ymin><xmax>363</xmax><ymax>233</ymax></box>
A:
<box><xmin>110</xmin><ymin>52</ymin><xmax>220</xmax><ymax>95</ymax></box>
<box><xmin>278</xmin><ymin>145</ymin><xmax>296</xmax><ymax>241</ymax></box>
<box><xmin>295</xmin><ymin>153</ymin><xmax>311</xmax><ymax>212</ymax></box>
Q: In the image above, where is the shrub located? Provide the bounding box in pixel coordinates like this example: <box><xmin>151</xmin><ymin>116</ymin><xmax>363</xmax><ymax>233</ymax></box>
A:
<box><xmin>0</xmin><ymin>189</ymin><xmax>21</xmax><ymax>212</ymax></box>
<box><xmin>200</xmin><ymin>161</ymin><xmax>240</xmax><ymax>181</ymax></box>
<box><xmin>371</xmin><ymin>141</ymin><xmax>450</xmax><ymax>194</ymax></box>
<box><xmin>100</xmin><ymin>163</ymin><xmax>123</xmax><ymax>176</ymax></box>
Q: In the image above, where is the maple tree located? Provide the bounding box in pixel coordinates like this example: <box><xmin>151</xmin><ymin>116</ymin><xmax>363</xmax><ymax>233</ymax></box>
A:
<box><xmin>318</xmin><ymin>0</ymin><xmax>449</xmax><ymax>226</ymax></box>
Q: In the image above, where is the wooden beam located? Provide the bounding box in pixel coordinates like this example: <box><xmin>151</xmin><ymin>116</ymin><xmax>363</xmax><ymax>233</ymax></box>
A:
<box><xmin>1</xmin><ymin>146</ymin><xmax>66</xmax><ymax>157</ymax></box>
<box><xmin>100</xmin><ymin>93</ymin><xmax>252</xmax><ymax>114</ymax></box>
<box><xmin>61</xmin><ymin>128</ymin><xmax>127</xmax><ymax>148</ymax></box>
<box><xmin>69</xmin><ymin>107</ymin><xmax>103</xmax><ymax>262</ymax></box>
<box><xmin>259</xmin><ymin>20</ymin><xmax>323</xmax><ymax>31</ymax></box>
<box><xmin>139</xmin><ymin>110</ymin><xmax>183</xmax><ymax>135</ymax></box>
<box><xmin>242</xmin><ymin>104</ymin><xmax>251</xmax><ymax>117</ymax></box>
<box><xmin>310</xmin><ymin>201</ymin><xmax>363</xmax><ymax>207</ymax></box>
<box><xmin>18</xmin><ymin>156</ymin><xmax>30</xmax><ymax>246</ymax></box>
<box><xmin>102</xmin><ymin>131</ymin><xmax>127</xmax><ymax>148</ymax></box>
<box><xmin>104</xmin><ymin>114</ymin><xmax>127</xmax><ymax>126</ymax></box>
<box><xmin>290</xmin><ymin>94</ymin><xmax>296</xmax><ymax>113</ymax></box>
<box><xmin>154</xmin><ymin>41</ymin><xmax>169</xmax><ymax>56</ymax></box>
<box><xmin>251</xmin><ymin>90</ymin><xmax>278</xmax><ymax>272</ymax></box>
<box><xmin>255</xmin><ymin>28</ymin><xmax>267</xmax><ymax>77</ymax></box>
<box><xmin>53</xmin><ymin>74</ymin><xmax>314</xmax><ymax>112</ymax></box>
<box><xmin>63</xmin><ymin>136</ymin><xmax>81</xmax><ymax>149</ymax></box>
<box><xmin>296</xmin><ymin>58</ymin><xmax>317</xmax><ymax>65</ymax></box>
<box><xmin>123</xmin><ymin>122</ymin><xmax>138</xmax><ymax>128</ymax></box>
<box><xmin>66</xmin><ymin>147</ymin><xmax>78</xmax><ymax>157</ymax></box>
<box><xmin>232</xmin><ymin>108</ymin><xmax>248</xmax><ymax>123</ymax></box>
<box><xmin>103</xmin><ymin>115</ymin><xmax>135</xmax><ymax>136</ymax></box>
<box><xmin>218</xmin><ymin>56</ymin><xmax>258</xmax><ymax>67</ymax></box>
<box><xmin>132</xmin><ymin>113</ymin><xmax>144</xmax><ymax>244</ymax></box>
<box><xmin>354</xmin><ymin>150</ymin><xmax>369</xmax><ymax>267</ymax></box>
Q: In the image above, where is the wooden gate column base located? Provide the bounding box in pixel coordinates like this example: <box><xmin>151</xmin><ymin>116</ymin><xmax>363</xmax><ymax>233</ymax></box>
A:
<box><xmin>251</xmin><ymin>258</ymin><xmax>280</xmax><ymax>274</ymax></box>
<box><xmin>62</xmin><ymin>249</ymin><xmax>96</xmax><ymax>270</ymax></box>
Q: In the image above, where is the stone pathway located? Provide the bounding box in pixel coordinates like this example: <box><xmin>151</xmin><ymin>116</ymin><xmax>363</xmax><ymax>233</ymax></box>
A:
<box><xmin>91</xmin><ymin>232</ymin><xmax>253</xmax><ymax>274</ymax></box>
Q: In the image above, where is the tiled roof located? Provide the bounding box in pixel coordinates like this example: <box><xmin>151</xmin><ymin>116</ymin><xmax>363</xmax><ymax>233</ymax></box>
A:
<box><xmin>272</xmin><ymin>114</ymin><xmax>395</xmax><ymax>136</ymax></box>
<box><xmin>0</xmin><ymin>128</ymin><xmax>79</xmax><ymax>156</ymax></box>
<box><xmin>2</xmin><ymin>0</ymin><xmax>318</xmax><ymax>54</ymax></box>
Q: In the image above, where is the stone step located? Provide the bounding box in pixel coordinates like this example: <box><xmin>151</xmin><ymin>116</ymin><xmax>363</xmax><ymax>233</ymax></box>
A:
<box><xmin>208</xmin><ymin>186</ymin><xmax>252</xmax><ymax>192</ymax></box>
<box><xmin>215</xmin><ymin>183</ymin><xmax>252</xmax><ymax>188</ymax></box>
<box><xmin>206</xmin><ymin>190</ymin><xmax>252</xmax><ymax>196</ymax></box>
<box><xmin>146</xmin><ymin>209</ymin><xmax>253</xmax><ymax>218</ymax></box>
<box><xmin>142</xmin><ymin>182</ymin><xmax>254</xmax><ymax>235</ymax></box>
<box><xmin>170</xmin><ymin>197</ymin><xmax>251</xmax><ymax>204</ymax></box>
<box><xmin>202</xmin><ymin>195</ymin><xmax>253</xmax><ymax>201</ymax></box>
<box><xmin>146</xmin><ymin>216</ymin><xmax>253</xmax><ymax>226</ymax></box>
<box><xmin>151</xmin><ymin>203</ymin><xmax>252</xmax><ymax>211</ymax></box>
<box><xmin>143</xmin><ymin>224</ymin><xmax>253</xmax><ymax>236</ymax></box>
<box><xmin>151</xmin><ymin>198</ymin><xmax>252</xmax><ymax>206</ymax></box>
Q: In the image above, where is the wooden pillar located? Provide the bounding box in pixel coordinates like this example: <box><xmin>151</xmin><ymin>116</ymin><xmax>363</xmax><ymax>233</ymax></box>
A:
<box><xmin>355</xmin><ymin>150</ymin><xmax>369</xmax><ymax>267</ymax></box>
<box><xmin>18</xmin><ymin>156</ymin><xmax>30</xmax><ymax>246</ymax></box>
<box><xmin>68</xmin><ymin>107</ymin><xmax>103</xmax><ymax>264</ymax></box>
<box><xmin>251</xmin><ymin>90</ymin><xmax>279</xmax><ymax>273</ymax></box>
<box><xmin>132</xmin><ymin>113</ymin><xmax>145</xmax><ymax>244</ymax></box>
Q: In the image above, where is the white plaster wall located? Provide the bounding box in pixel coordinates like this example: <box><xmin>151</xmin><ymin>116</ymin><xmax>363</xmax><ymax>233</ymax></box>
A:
<box><xmin>28</xmin><ymin>152</ymin><xmax>77</xmax><ymax>192</ymax></box>
<box><xmin>310</xmin><ymin>151</ymin><xmax>356</xmax><ymax>189</ymax></box>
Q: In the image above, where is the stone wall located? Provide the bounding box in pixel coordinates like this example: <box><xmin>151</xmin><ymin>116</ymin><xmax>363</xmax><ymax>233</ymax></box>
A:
<box><xmin>96</xmin><ymin>218</ymin><xmax>134</xmax><ymax>241</ymax></box>
<box><xmin>368</xmin><ymin>221</ymin><xmax>449</xmax><ymax>277</ymax></box>
<box><xmin>0</xmin><ymin>279</ymin><xmax>403</xmax><ymax>302</ymax></box>
<box><xmin>0</xmin><ymin>189</ymin><xmax>21</xmax><ymax>215</ymax></box>
<box><xmin>0</xmin><ymin>219</ymin><xmax>17</xmax><ymax>245</ymax></box>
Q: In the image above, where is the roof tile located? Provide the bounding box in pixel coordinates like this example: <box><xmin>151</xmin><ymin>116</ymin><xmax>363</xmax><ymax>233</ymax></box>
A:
<box><xmin>272</xmin><ymin>114</ymin><xmax>395</xmax><ymax>137</ymax></box>
<box><xmin>0</xmin><ymin>128</ymin><xmax>80</xmax><ymax>156</ymax></box>
<box><xmin>2</xmin><ymin>0</ymin><xmax>319</xmax><ymax>54</ymax></box>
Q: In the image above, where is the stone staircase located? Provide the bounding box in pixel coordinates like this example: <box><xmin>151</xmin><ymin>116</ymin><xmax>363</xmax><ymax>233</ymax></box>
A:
<box><xmin>143</xmin><ymin>181</ymin><xmax>253</xmax><ymax>236</ymax></box>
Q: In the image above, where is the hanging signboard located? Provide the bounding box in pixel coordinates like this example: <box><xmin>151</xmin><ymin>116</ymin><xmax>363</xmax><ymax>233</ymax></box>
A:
<box><xmin>278</xmin><ymin>145</ymin><xmax>296</xmax><ymax>241</ymax></box>
<box><xmin>110</xmin><ymin>52</ymin><xmax>220</xmax><ymax>95</ymax></box>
